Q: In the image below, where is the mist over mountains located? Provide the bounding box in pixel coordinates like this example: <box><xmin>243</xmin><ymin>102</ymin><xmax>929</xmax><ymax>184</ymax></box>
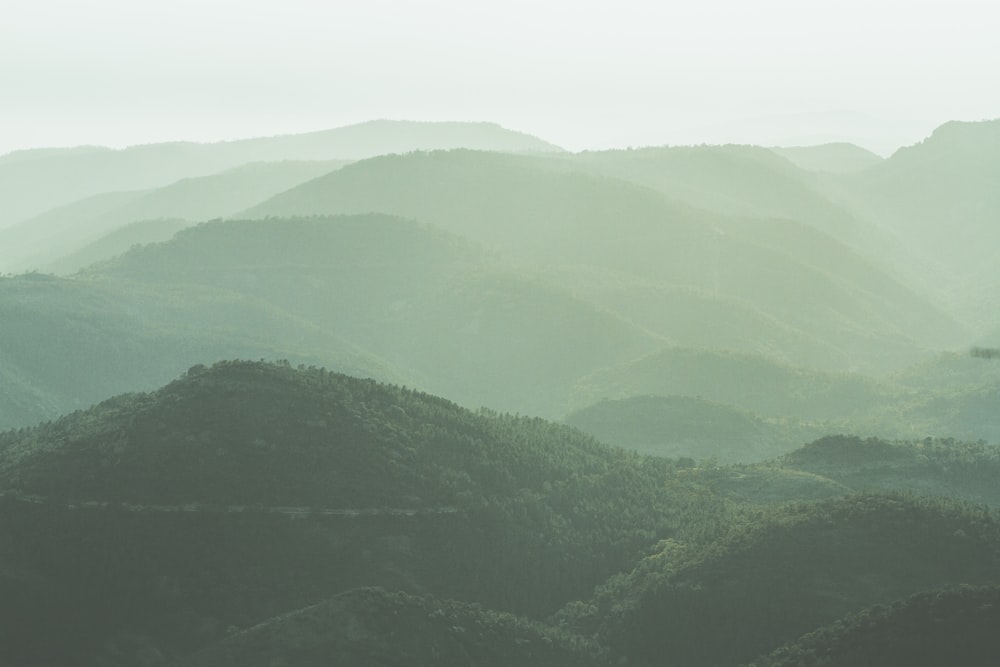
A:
<box><xmin>2</xmin><ymin>117</ymin><xmax>1000</xmax><ymax>666</ymax></box>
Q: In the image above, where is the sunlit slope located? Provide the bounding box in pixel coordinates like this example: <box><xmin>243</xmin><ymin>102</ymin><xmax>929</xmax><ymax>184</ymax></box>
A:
<box><xmin>0</xmin><ymin>160</ymin><xmax>345</xmax><ymax>273</ymax></box>
<box><xmin>583</xmin><ymin>493</ymin><xmax>1000</xmax><ymax>667</ymax></box>
<box><xmin>844</xmin><ymin>118</ymin><xmax>1000</xmax><ymax>330</ymax></box>
<box><xmin>0</xmin><ymin>361</ymin><xmax>722</xmax><ymax>664</ymax></box>
<box><xmin>0</xmin><ymin>120</ymin><xmax>560</xmax><ymax>227</ymax></box>
<box><xmin>769</xmin><ymin>142</ymin><xmax>883</xmax><ymax>173</ymax></box>
<box><xmin>748</xmin><ymin>586</ymin><xmax>1000</xmax><ymax>667</ymax></box>
<box><xmin>244</xmin><ymin>149</ymin><xmax>960</xmax><ymax>371</ymax></box>
<box><xmin>175</xmin><ymin>587</ymin><xmax>602</xmax><ymax>667</ymax></box>
<box><xmin>86</xmin><ymin>215</ymin><xmax>659</xmax><ymax>417</ymax></box>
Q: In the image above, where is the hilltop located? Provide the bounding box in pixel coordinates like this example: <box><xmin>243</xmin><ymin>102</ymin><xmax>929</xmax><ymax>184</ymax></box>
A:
<box><xmin>0</xmin><ymin>120</ymin><xmax>560</xmax><ymax>228</ymax></box>
<box><xmin>0</xmin><ymin>361</ymin><xmax>729</xmax><ymax>665</ymax></box>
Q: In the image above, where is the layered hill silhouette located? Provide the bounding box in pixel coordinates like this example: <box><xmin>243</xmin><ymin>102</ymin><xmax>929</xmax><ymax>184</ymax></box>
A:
<box><xmin>0</xmin><ymin>160</ymin><xmax>346</xmax><ymax>273</ymax></box>
<box><xmin>244</xmin><ymin>149</ymin><xmax>963</xmax><ymax>372</ymax></box>
<box><xmin>841</xmin><ymin>118</ymin><xmax>1000</xmax><ymax>331</ymax></box>
<box><xmin>0</xmin><ymin>120</ymin><xmax>560</xmax><ymax>229</ymax></box>
<box><xmin>84</xmin><ymin>214</ymin><xmax>658</xmax><ymax>419</ymax></box>
<box><xmin>2</xmin><ymin>362</ymin><xmax>998</xmax><ymax>666</ymax></box>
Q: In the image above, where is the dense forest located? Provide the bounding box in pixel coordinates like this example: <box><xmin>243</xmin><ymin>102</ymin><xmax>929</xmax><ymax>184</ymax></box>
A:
<box><xmin>2</xmin><ymin>118</ymin><xmax>1000</xmax><ymax>665</ymax></box>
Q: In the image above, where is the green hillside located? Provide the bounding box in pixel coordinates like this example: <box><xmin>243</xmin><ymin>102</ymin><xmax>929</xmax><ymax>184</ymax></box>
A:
<box><xmin>86</xmin><ymin>215</ymin><xmax>659</xmax><ymax>418</ymax></box>
<box><xmin>245</xmin><ymin>149</ymin><xmax>958</xmax><ymax>372</ymax></box>
<box><xmin>584</xmin><ymin>493</ymin><xmax>1000</xmax><ymax>666</ymax></box>
<box><xmin>782</xmin><ymin>434</ymin><xmax>1000</xmax><ymax>506</ymax></box>
<box><xmin>749</xmin><ymin>586</ymin><xmax>1000</xmax><ymax>667</ymax></box>
<box><xmin>0</xmin><ymin>361</ymin><xmax>726</xmax><ymax>665</ymax></box>
<box><xmin>0</xmin><ymin>270</ymin><xmax>405</xmax><ymax>431</ymax></box>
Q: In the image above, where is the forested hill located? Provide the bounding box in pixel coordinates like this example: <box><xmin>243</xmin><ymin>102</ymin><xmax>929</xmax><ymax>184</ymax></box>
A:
<box><xmin>0</xmin><ymin>359</ymin><xmax>621</xmax><ymax>507</ymax></box>
<box><xmin>0</xmin><ymin>361</ymin><xmax>731</xmax><ymax>665</ymax></box>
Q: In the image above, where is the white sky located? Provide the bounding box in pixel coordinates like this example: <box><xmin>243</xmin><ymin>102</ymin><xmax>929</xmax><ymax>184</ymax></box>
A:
<box><xmin>1</xmin><ymin>0</ymin><xmax>997</xmax><ymax>155</ymax></box>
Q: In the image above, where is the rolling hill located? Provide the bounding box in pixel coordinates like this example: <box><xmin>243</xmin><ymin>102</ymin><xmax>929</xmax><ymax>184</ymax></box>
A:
<box><xmin>583</xmin><ymin>493</ymin><xmax>1000</xmax><ymax>666</ymax></box>
<box><xmin>0</xmin><ymin>361</ymin><xmax>725</xmax><ymax>665</ymax></box>
<box><xmin>0</xmin><ymin>120</ymin><xmax>561</xmax><ymax>229</ymax></box>
<box><xmin>0</xmin><ymin>160</ymin><xmax>345</xmax><ymax>274</ymax></box>
<box><xmin>841</xmin><ymin>118</ymin><xmax>1000</xmax><ymax>331</ymax></box>
<box><xmin>244</xmin><ymin>149</ymin><xmax>962</xmax><ymax>372</ymax></box>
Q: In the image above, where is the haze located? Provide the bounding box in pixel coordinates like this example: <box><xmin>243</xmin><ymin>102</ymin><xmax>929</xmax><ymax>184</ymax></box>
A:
<box><xmin>2</xmin><ymin>0</ymin><xmax>997</xmax><ymax>156</ymax></box>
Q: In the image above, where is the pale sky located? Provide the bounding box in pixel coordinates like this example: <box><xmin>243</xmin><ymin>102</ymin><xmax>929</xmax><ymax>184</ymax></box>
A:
<box><xmin>1</xmin><ymin>0</ymin><xmax>997</xmax><ymax>155</ymax></box>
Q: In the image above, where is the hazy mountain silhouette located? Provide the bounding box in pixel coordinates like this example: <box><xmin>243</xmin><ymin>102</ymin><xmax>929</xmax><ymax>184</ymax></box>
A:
<box><xmin>244</xmin><ymin>149</ymin><xmax>961</xmax><ymax>372</ymax></box>
<box><xmin>769</xmin><ymin>142</ymin><xmax>883</xmax><ymax>173</ymax></box>
<box><xmin>843</xmin><ymin>118</ymin><xmax>1000</xmax><ymax>331</ymax></box>
<box><xmin>0</xmin><ymin>120</ymin><xmax>560</xmax><ymax>228</ymax></box>
<box><xmin>0</xmin><ymin>160</ymin><xmax>345</xmax><ymax>273</ymax></box>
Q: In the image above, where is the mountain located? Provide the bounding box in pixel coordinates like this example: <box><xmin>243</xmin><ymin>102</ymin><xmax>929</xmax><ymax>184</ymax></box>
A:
<box><xmin>749</xmin><ymin>586</ymin><xmax>1000</xmax><ymax>667</ymax></box>
<box><xmin>581</xmin><ymin>493</ymin><xmax>1000</xmax><ymax>667</ymax></box>
<box><xmin>244</xmin><ymin>149</ymin><xmax>962</xmax><ymax>372</ymax></box>
<box><xmin>0</xmin><ymin>160</ymin><xmax>345</xmax><ymax>273</ymax></box>
<box><xmin>0</xmin><ymin>120</ymin><xmax>561</xmax><ymax>228</ymax></box>
<box><xmin>0</xmin><ymin>361</ymin><xmax>724</xmax><ymax>665</ymax></box>
<box><xmin>0</xmin><ymin>214</ymin><xmax>658</xmax><ymax>429</ymax></box>
<box><xmin>843</xmin><ymin>118</ymin><xmax>1000</xmax><ymax>331</ymax></box>
<box><xmin>782</xmin><ymin>434</ymin><xmax>1000</xmax><ymax>507</ymax></box>
<box><xmin>769</xmin><ymin>142</ymin><xmax>883</xmax><ymax>173</ymax></box>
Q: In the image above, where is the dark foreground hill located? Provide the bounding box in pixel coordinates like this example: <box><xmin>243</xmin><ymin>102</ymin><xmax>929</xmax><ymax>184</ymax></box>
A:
<box><xmin>0</xmin><ymin>361</ymin><xmax>725</xmax><ymax>666</ymax></box>
<box><xmin>577</xmin><ymin>493</ymin><xmax>1000</xmax><ymax>667</ymax></box>
<box><xmin>749</xmin><ymin>586</ymin><xmax>1000</xmax><ymax>667</ymax></box>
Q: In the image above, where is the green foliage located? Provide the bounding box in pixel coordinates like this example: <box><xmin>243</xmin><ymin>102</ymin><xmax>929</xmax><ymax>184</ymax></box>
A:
<box><xmin>749</xmin><ymin>585</ymin><xmax>1000</xmax><ymax>667</ymax></box>
<box><xmin>587</xmin><ymin>492</ymin><xmax>1000</xmax><ymax>666</ymax></box>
